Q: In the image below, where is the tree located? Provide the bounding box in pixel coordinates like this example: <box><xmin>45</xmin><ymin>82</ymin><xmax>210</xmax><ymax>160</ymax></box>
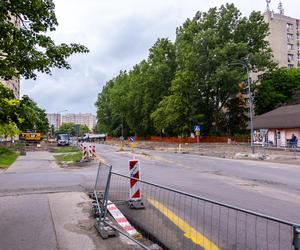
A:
<box><xmin>17</xmin><ymin>95</ymin><xmax>49</xmax><ymax>133</ymax></box>
<box><xmin>0</xmin><ymin>122</ymin><xmax>20</xmax><ymax>140</ymax></box>
<box><xmin>79</xmin><ymin>124</ymin><xmax>90</xmax><ymax>136</ymax></box>
<box><xmin>254</xmin><ymin>68</ymin><xmax>300</xmax><ymax>115</ymax></box>
<box><xmin>0</xmin><ymin>0</ymin><xmax>89</xmax><ymax>80</ymax></box>
<box><xmin>58</xmin><ymin>123</ymin><xmax>76</xmax><ymax>136</ymax></box>
<box><xmin>154</xmin><ymin>4</ymin><xmax>274</xmax><ymax>135</ymax></box>
<box><xmin>0</xmin><ymin>83</ymin><xmax>20</xmax><ymax>125</ymax></box>
<box><xmin>96</xmin><ymin>4</ymin><xmax>275</xmax><ymax>137</ymax></box>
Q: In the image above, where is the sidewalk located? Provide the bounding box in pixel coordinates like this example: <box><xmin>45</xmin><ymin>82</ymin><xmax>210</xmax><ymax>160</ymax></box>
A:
<box><xmin>0</xmin><ymin>151</ymin><xmax>140</xmax><ymax>250</ymax></box>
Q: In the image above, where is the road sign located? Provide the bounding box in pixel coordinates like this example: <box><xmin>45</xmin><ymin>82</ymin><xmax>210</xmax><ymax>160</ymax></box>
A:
<box><xmin>130</xmin><ymin>136</ymin><xmax>135</xmax><ymax>142</ymax></box>
<box><xmin>194</xmin><ymin>125</ymin><xmax>201</xmax><ymax>132</ymax></box>
<box><xmin>196</xmin><ymin>131</ymin><xmax>200</xmax><ymax>136</ymax></box>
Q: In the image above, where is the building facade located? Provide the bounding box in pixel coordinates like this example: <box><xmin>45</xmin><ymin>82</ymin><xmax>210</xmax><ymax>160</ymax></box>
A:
<box><xmin>62</xmin><ymin>113</ymin><xmax>96</xmax><ymax>130</ymax></box>
<box><xmin>1</xmin><ymin>78</ymin><xmax>20</xmax><ymax>98</ymax></box>
<box><xmin>1</xmin><ymin>16</ymin><xmax>21</xmax><ymax>98</ymax></box>
<box><xmin>253</xmin><ymin>104</ymin><xmax>300</xmax><ymax>147</ymax></box>
<box><xmin>264</xmin><ymin>10</ymin><xmax>300</xmax><ymax>68</ymax></box>
<box><xmin>47</xmin><ymin>113</ymin><xmax>62</xmax><ymax>130</ymax></box>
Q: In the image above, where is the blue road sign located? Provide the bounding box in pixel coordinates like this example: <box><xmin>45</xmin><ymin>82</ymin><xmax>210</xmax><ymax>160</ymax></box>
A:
<box><xmin>130</xmin><ymin>136</ymin><xmax>135</xmax><ymax>142</ymax></box>
<box><xmin>194</xmin><ymin>125</ymin><xmax>201</xmax><ymax>131</ymax></box>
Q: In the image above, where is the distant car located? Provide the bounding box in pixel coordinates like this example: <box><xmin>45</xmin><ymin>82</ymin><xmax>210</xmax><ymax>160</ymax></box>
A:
<box><xmin>57</xmin><ymin>134</ymin><xmax>69</xmax><ymax>146</ymax></box>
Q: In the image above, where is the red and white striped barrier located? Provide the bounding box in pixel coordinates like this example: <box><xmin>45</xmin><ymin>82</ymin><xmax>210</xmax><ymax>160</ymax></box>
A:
<box><xmin>128</xmin><ymin>159</ymin><xmax>144</xmax><ymax>209</ymax></box>
<box><xmin>107</xmin><ymin>201</ymin><xmax>140</xmax><ymax>238</ymax></box>
<box><xmin>92</xmin><ymin>145</ymin><xmax>96</xmax><ymax>158</ymax></box>
<box><xmin>82</xmin><ymin>146</ymin><xmax>88</xmax><ymax>161</ymax></box>
<box><xmin>89</xmin><ymin>145</ymin><xmax>93</xmax><ymax>160</ymax></box>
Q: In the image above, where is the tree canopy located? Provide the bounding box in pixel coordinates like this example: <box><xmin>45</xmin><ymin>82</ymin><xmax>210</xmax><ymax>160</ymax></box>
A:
<box><xmin>0</xmin><ymin>0</ymin><xmax>89</xmax><ymax>80</ymax></box>
<box><xmin>0</xmin><ymin>83</ymin><xmax>49</xmax><ymax>136</ymax></box>
<box><xmin>57</xmin><ymin>123</ymin><xmax>90</xmax><ymax>136</ymax></box>
<box><xmin>95</xmin><ymin>4</ymin><xmax>274</xmax><ymax>137</ymax></box>
<box><xmin>254</xmin><ymin>68</ymin><xmax>300</xmax><ymax>115</ymax></box>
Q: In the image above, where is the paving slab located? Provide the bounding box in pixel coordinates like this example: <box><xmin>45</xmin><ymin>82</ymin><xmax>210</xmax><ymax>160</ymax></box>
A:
<box><xmin>6</xmin><ymin>151</ymin><xmax>59</xmax><ymax>174</ymax></box>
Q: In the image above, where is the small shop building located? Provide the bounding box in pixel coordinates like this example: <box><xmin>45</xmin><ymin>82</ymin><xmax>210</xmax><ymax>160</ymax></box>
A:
<box><xmin>253</xmin><ymin>104</ymin><xmax>300</xmax><ymax>147</ymax></box>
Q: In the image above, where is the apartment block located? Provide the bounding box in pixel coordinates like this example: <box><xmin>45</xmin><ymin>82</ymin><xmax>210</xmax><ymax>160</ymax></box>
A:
<box><xmin>47</xmin><ymin>113</ymin><xmax>62</xmax><ymax>130</ymax></box>
<box><xmin>62</xmin><ymin>113</ymin><xmax>96</xmax><ymax>130</ymax></box>
<box><xmin>1</xmin><ymin>78</ymin><xmax>20</xmax><ymax>98</ymax></box>
<box><xmin>264</xmin><ymin>11</ymin><xmax>300</xmax><ymax>68</ymax></box>
<box><xmin>1</xmin><ymin>16</ymin><xmax>21</xmax><ymax>98</ymax></box>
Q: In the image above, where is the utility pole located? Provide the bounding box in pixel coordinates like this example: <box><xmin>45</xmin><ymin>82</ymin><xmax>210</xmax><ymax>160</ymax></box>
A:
<box><xmin>245</xmin><ymin>64</ymin><xmax>255</xmax><ymax>154</ymax></box>
<box><xmin>229</xmin><ymin>59</ymin><xmax>255</xmax><ymax>154</ymax></box>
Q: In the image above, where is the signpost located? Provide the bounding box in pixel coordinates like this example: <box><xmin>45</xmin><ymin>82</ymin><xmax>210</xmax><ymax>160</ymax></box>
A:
<box><xmin>130</xmin><ymin>136</ymin><xmax>135</xmax><ymax>153</ymax></box>
<box><xmin>194</xmin><ymin>125</ymin><xmax>201</xmax><ymax>144</ymax></box>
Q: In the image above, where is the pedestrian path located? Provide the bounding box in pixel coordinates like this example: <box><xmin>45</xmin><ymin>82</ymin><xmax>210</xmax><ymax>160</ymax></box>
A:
<box><xmin>0</xmin><ymin>150</ymin><xmax>138</xmax><ymax>250</ymax></box>
<box><xmin>6</xmin><ymin>151</ymin><xmax>59</xmax><ymax>174</ymax></box>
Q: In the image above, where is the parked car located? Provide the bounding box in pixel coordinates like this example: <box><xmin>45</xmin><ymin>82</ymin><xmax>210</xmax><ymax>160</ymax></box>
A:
<box><xmin>57</xmin><ymin>134</ymin><xmax>69</xmax><ymax>146</ymax></box>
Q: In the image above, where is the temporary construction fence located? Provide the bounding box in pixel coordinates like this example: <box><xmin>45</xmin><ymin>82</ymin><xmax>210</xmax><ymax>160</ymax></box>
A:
<box><xmin>93</xmin><ymin>162</ymin><xmax>300</xmax><ymax>250</ymax></box>
<box><xmin>92</xmin><ymin>162</ymin><xmax>150</xmax><ymax>249</ymax></box>
<box><xmin>106</xmin><ymin>135</ymin><xmax>250</xmax><ymax>144</ymax></box>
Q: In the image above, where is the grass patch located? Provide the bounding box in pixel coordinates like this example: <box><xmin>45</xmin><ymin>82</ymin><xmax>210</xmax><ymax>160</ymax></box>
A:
<box><xmin>0</xmin><ymin>147</ymin><xmax>19</xmax><ymax>169</ymax></box>
<box><xmin>53</xmin><ymin>146</ymin><xmax>79</xmax><ymax>153</ymax></box>
<box><xmin>54</xmin><ymin>152</ymin><xmax>82</xmax><ymax>165</ymax></box>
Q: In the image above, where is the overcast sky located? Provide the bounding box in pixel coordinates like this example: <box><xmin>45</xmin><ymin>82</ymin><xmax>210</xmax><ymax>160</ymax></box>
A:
<box><xmin>20</xmin><ymin>0</ymin><xmax>300</xmax><ymax>115</ymax></box>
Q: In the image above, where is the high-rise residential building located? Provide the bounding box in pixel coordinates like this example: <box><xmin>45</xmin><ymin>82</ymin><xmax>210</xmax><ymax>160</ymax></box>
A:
<box><xmin>264</xmin><ymin>7</ymin><xmax>300</xmax><ymax>68</ymax></box>
<box><xmin>47</xmin><ymin>113</ymin><xmax>62</xmax><ymax>130</ymax></box>
<box><xmin>62</xmin><ymin>113</ymin><xmax>96</xmax><ymax>130</ymax></box>
<box><xmin>1</xmin><ymin>78</ymin><xmax>20</xmax><ymax>98</ymax></box>
<box><xmin>1</xmin><ymin>16</ymin><xmax>21</xmax><ymax>98</ymax></box>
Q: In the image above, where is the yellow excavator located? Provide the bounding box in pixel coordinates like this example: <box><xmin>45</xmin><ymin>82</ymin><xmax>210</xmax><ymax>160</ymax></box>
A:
<box><xmin>20</xmin><ymin>132</ymin><xmax>41</xmax><ymax>143</ymax></box>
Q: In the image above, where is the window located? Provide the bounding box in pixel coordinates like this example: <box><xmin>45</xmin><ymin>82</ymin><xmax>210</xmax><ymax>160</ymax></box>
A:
<box><xmin>288</xmin><ymin>54</ymin><xmax>294</xmax><ymax>62</ymax></box>
<box><xmin>288</xmin><ymin>64</ymin><xmax>294</xmax><ymax>68</ymax></box>
<box><xmin>287</xmin><ymin>33</ymin><xmax>294</xmax><ymax>42</ymax></box>
<box><xmin>288</xmin><ymin>44</ymin><xmax>293</xmax><ymax>50</ymax></box>
<box><xmin>287</xmin><ymin>23</ymin><xmax>293</xmax><ymax>30</ymax></box>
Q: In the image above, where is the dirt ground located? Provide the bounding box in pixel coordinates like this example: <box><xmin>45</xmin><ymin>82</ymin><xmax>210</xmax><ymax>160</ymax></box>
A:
<box><xmin>105</xmin><ymin>140</ymin><xmax>300</xmax><ymax>165</ymax></box>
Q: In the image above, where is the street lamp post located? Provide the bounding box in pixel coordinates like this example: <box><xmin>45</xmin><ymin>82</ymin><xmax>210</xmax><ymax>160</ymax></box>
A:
<box><xmin>230</xmin><ymin>59</ymin><xmax>255</xmax><ymax>154</ymax></box>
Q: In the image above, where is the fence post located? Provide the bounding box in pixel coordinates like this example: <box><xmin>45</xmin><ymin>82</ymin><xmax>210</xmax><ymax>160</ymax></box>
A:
<box><xmin>294</xmin><ymin>226</ymin><xmax>300</xmax><ymax>250</ymax></box>
<box><xmin>94</xmin><ymin>164</ymin><xmax>118</xmax><ymax>239</ymax></box>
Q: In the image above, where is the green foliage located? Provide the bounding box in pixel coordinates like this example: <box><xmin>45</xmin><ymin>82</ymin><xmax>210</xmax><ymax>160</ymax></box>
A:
<box><xmin>53</xmin><ymin>146</ymin><xmax>79</xmax><ymax>153</ymax></box>
<box><xmin>0</xmin><ymin>122</ymin><xmax>20</xmax><ymax>139</ymax></box>
<box><xmin>0</xmin><ymin>0</ymin><xmax>89</xmax><ymax>80</ymax></box>
<box><xmin>95</xmin><ymin>4</ymin><xmax>274</xmax><ymax>136</ymax></box>
<box><xmin>79</xmin><ymin>124</ymin><xmax>90</xmax><ymax>136</ymax></box>
<box><xmin>254</xmin><ymin>68</ymin><xmax>300</xmax><ymax>115</ymax></box>
<box><xmin>58</xmin><ymin>123</ymin><xmax>76</xmax><ymax>136</ymax></box>
<box><xmin>0</xmin><ymin>147</ymin><xmax>18</xmax><ymax>168</ymax></box>
<box><xmin>0</xmin><ymin>83</ymin><xmax>49</xmax><ymax>134</ymax></box>
<box><xmin>18</xmin><ymin>95</ymin><xmax>49</xmax><ymax>133</ymax></box>
<box><xmin>54</xmin><ymin>152</ymin><xmax>82</xmax><ymax>165</ymax></box>
<box><xmin>0</xmin><ymin>83</ymin><xmax>20</xmax><ymax>125</ymax></box>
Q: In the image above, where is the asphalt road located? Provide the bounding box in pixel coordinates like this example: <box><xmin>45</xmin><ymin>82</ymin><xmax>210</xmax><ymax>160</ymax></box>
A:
<box><xmin>0</xmin><ymin>151</ymin><xmax>144</xmax><ymax>250</ymax></box>
<box><xmin>1</xmin><ymin>144</ymin><xmax>299</xmax><ymax>250</ymax></box>
<box><xmin>93</xmin><ymin>143</ymin><xmax>300</xmax><ymax>250</ymax></box>
<box><xmin>94</xmin><ymin>143</ymin><xmax>300</xmax><ymax>223</ymax></box>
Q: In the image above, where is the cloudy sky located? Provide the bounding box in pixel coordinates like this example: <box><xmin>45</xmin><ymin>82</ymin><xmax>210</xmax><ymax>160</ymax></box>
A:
<box><xmin>21</xmin><ymin>0</ymin><xmax>299</xmax><ymax>115</ymax></box>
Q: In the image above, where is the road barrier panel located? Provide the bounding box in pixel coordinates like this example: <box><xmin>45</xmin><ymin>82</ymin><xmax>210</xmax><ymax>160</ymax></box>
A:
<box><xmin>80</xmin><ymin>146</ymin><xmax>90</xmax><ymax>162</ymax></box>
<box><xmin>128</xmin><ymin>159</ymin><xmax>145</xmax><ymax>209</ymax></box>
<box><xmin>109</xmin><ymin>171</ymin><xmax>300</xmax><ymax>250</ymax></box>
<box><xmin>89</xmin><ymin>145</ymin><xmax>94</xmax><ymax>160</ymax></box>
<box><xmin>107</xmin><ymin>200</ymin><xmax>140</xmax><ymax>238</ymax></box>
<box><xmin>93</xmin><ymin>162</ymin><xmax>118</xmax><ymax>239</ymax></box>
<box><xmin>92</xmin><ymin>145</ymin><xmax>96</xmax><ymax>158</ymax></box>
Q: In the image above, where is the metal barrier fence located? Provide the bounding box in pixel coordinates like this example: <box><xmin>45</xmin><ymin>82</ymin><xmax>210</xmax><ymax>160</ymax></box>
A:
<box><xmin>106</xmin><ymin>171</ymin><xmax>300</xmax><ymax>250</ymax></box>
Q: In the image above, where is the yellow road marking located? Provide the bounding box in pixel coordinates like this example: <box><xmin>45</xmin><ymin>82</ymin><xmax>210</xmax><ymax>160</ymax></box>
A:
<box><xmin>147</xmin><ymin>198</ymin><xmax>220</xmax><ymax>250</ymax></box>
